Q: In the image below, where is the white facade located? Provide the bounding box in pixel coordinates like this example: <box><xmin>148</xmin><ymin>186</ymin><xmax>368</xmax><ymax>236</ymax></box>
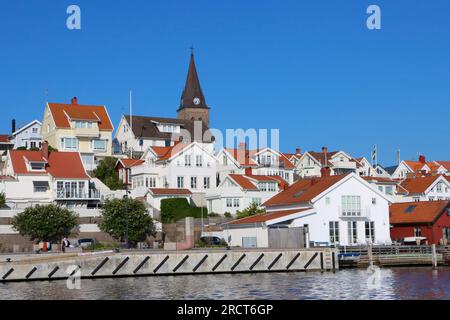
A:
<box><xmin>252</xmin><ymin>148</ymin><xmax>295</xmax><ymax>184</ymax></box>
<box><xmin>205</xmin><ymin>175</ymin><xmax>281</xmax><ymax>215</ymax></box>
<box><xmin>130</xmin><ymin>142</ymin><xmax>217</xmax><ymax>199</ymax></box>
<box><xmin>11</xmin><ymin>120</ymin><xmax>43</xmax><ymax>150</ymax></box>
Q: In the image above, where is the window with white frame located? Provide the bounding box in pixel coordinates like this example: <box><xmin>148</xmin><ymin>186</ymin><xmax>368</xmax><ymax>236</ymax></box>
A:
<box><xmin>61</xmin><ymin>138</ymin><xmax>78</xmax><ymax>150</ymax></box>
<box><xmin>437</xmin><ymin>182</ymin><xmax>443</xmax><ymax>192</ymax></box>
<box><xmin>177</xmin><ymin>176</ymin><xmax>184</xmax><ymax>188</ymax></box>
<box><xmin>74</xmin><ymin>121</ymin><xmax>93</xmax><ymax>129</ymax></box>
<box><xmin>329</xmin><ymin>221</ymin><xmax>339</xmax><ymax>244</ymax></box>
<box><xmin>92</xmin><ymin>139</ymin><xmax>107</xmax><ymax>152</ymax></box>
<box><xmin>233</xmin><ymin>198</ymin><xmax>240</xmax><ymax>207</ymax></box>
<box><xmin>185</xmin><ymin>155</ymin><xmax>192</xmax><ymax>166</ymax></box>
<box><xmin>196</xmin><ymin>155</ymin><xmax>203</xmax><ymax>167</ymax></box>
<box><xmin>30</xmin><ymin>162</ymin><xmax>46</xmax><ymax>171</ymax></box>
<box><xmin>347</xmin><ymin>221</ymin><xmax>358</xmax><ymax>244</ymax></box>
<box><xmin>226</xmin><ymin>198</ymin><xmax>233</xmax><ymax>208</ymax></box>
<box><xmin>385</xmin><ymin>186</ymin><xmax>394</xmax><ymax>195</ymax></box>
<box><xmin>203</xmin><ymin>177</ymin><xmax>210</xmax><ymax>189</ymax></box>
<box><xmin>365</xmin><ymin>221</ymin><xmax>375</xmax><ymax>243</ymax></box>
<box><xmin>341</xmin><ymin>196</ymin><xmax>361</xmax><ymax>217</ymax></box>
<box><xmin>190</xmin><ymin>176</ymin><xmax>197</xmax><ymax>189</ymax></box>
<box><xmin>149</xmin><ymin>177</ymin><xmax>156</xmax><ymax>188</ymax></box>
<box><xmin>252</xmin><ymin>198</ymin><xmax>262</xmax><ymax>206</ymax></box>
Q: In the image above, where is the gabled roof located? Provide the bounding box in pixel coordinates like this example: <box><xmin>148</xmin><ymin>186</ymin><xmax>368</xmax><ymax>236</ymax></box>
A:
<box><xmin>224</xmin><ymin>148</ymin><xmax>259</xmax><ymax>167</ymax></box>
<box><xmin>9</xmin><ymin>150</ymin><xmax>89</xmax><ymax>179</ymax></box>
<box><xmin>226</xmin><ymin>174</ymin><xmax>287</xmax><ymax>191</ymax></box>
<box><xmin>399</xmin><ymin>175</ymin><xmax>446</xmax><ymax>194</ymax></box>
<box><xmin>228</xmin><ymin>174</ymin><xmax>259</xmax><ymax>190</ymax></box>
<box><xmin>118</xmin><ymin>159</ymin><xmax>145</xmax><ymax>169</ymax></box>
<box><xmin>305</xmin><ymin>151</ymin><xmax>338</xmax><ymax>167</ymax></box>
<box><xmin>384</xmin><ymin>165</ymin><xmax>398</xmax><ymax>175</ymax></box>
<box><xmin>149</xmin><ymin>188</ymin><xmax>192</xmax><ymax>196</ymax></box>
<box><xmin>227</xmin><ymin>208</ymin><xmax>311</xmax><ymax>225</ymax></box>
<box><xmin>390</xmin><ymin>201</ymin><xmax>449</xmax><ymax>224</ymax></box>
<box><xmin>435</xmin><ymin>161</ymin><xmax>450</xmax><ymax>171</ymax></box>
<box><xmin>0</xmin><ymin>135</ymin><xmax>12</xmax><ymax>144</ymax></box>
<box><xmin>264</xmin><ymin>174</ymin><xmax>348</xmax><ymax>207</ymax></box>
<box><xmin>403</xmin><ymin>161</ymin><xmax>428</xmax><ymax>172</ymax></box>
<box><xmin>123</xmin><ymin>115</ymin><xmax>213</xmax><ymax>143</ymax></box>
<box><xmin>47</xmin><ymin>100</ymin><xmax>113</xmax><ymax>131</ymax></box>
<box><xmin>149</xmin><ymin>142</ymin><xmax>198</xmax><ymax>161</ymax></box>
<box><xmin>11</xmin><ymin>120</ymin><xmax>42</xmax><ymax>136</ymax></box>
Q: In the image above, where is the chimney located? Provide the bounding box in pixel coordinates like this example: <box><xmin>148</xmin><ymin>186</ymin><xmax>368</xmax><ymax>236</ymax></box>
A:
<box><xmin>237</xmin><ymin>142</ymin><xmax>247</xmax><ymax>166</ymax></box>
<box><xmin>11</xmin><ymin>119</ymin><xmax>16</xmax><ymax>134</ymax></box>
<box><xmin>321</xmin><ymin>167</ymin><xmax>331</xmax><ymax>177</ymax></box>
<box><xmin>71</xmin><ymin>97</ymin><xmax>78</xmax><ymax>105</ymax></box>
<box><xmin>322</xmin><ymin>146</ymin><xmax>328</xmax><ymax>166</ymax></box>
<box><xmin>245</xmin><ymin>167</ymin><xmax>253</xmax><ymax>176</ymax></box>
<box><xmin>296</xmin><ymin>148</ymin><xmax>301</xmax><ymax>155</ymax></box>
<box><xmin>41</xmin><ymin>141</ymin><xmax>49</xmax><ymax>159</ymax></box>
<box><xmin>418</xmin><ymin>155</ymin><xmax>426</xmax><ymax>164</ymax></box>
<box><xmin>322</xmin><ymin>146</ymin><xmax>328</xmax><ymax>154</ymax></box>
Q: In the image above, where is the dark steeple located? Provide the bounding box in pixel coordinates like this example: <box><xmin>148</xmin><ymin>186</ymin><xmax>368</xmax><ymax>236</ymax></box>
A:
<box><xmin>178</xmin><ymin>49</ymin><xmax>208</xmax><ymax>110</ymax></box>
<box><xmin>177</xmin><ymin>49</ymin><xmax>211</xmax><ymax>127</ymax></box>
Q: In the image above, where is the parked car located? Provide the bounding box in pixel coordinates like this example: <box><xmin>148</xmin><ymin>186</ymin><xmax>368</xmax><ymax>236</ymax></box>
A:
<box><xmin>200</xmin><ymin>236</ymin><xmax>222</xmax><ymax>246</ymax></box>
<box><xmin>78</xmin><ymin>238</ymin><xmax>96</xmax><ymax>248</ymax></box>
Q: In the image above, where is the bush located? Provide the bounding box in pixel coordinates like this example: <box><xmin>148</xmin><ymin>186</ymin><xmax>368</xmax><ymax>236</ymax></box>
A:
<box><xmin>160</xmin><ymin>198</ymin><xmax>207</xmax><ymax>223</ymax></box>
<box><xmin>0</xmin><ymin>193</ymin><xmax>5</xmax><ymax>208</ymax></box>
<box><xmin>196</xmin><ymin>238</ymin><xmax>228</xmax><ymax>248</ymax></box>
<box><xmin>99</xmin><ymin>198</ymin><xmax>155</xmax><ymax>246</ymax></box>
<box><xmin>236</xmin><ymin>203</ymin><xmax>265</xmax><ymax>220</ymax></box>
<box><xmin>11</xmin><ymin>205</ymin><xmax>78</xmax><ymax>242</ymax></box>
<box><xmin>208</xmin><ymin>212</ymin><xmax>220</xmax><ymax>217</ymax></box>
<box><xmin>224</xmin><ymin>212</ymin><xmax>232</xmax><ymax>218</ymax></box>
<box><xmin>83</xmin><ymin>243</ymin><xmax>119</xmax><ymax>251</ymax></box>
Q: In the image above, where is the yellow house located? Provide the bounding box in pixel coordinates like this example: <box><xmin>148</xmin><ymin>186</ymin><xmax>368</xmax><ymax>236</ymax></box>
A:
<box><xmin>41</xmin><ymin>97</ymin><xmax>114</xmax><ymax>170</ymax></box>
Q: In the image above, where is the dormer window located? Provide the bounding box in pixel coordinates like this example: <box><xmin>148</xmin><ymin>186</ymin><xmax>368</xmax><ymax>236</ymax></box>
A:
<box><xmin>156</xmin><ymin>123</ymin><xmax>181</xmax><ymax>133</ymax></box>
<box><xmin>30</xmin><ymin>162</ymin><xmax>46</xmax><ymax>171</ymax></box>
<box><xmin>74</xmin><ymin>121</ymin><xmax>93</xmax><ymax>129</ymax></box>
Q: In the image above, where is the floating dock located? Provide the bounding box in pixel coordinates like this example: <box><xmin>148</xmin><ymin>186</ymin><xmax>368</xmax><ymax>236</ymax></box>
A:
<box><xmin>0</xmin><ymin>248</ymin><xmax>338</xmax><ymax>282</ymax></box>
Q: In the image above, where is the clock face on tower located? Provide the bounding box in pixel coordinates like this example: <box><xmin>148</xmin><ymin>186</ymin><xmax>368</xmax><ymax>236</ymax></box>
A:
<box><xmin>193</xmin><ymin>97</ymin><xmax>201</xmax><ymax>105</ymax></box>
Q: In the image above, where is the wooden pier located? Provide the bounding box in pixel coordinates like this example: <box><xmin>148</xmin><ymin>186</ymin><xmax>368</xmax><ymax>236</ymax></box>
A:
<box><xmin>338</xmin><ymin>245</ymin><xmax>450</xmax><ymax>268</ymax></box>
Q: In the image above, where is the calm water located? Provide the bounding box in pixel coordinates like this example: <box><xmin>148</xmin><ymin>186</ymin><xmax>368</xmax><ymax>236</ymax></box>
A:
<box><xmin>1</xmin><ymin>267</ymin><xmax>450</xmax><ymax>300</ymax></box>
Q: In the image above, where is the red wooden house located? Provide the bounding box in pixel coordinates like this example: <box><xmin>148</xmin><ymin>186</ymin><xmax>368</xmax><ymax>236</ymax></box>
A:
<box><xmin>390</xmin><ymin>200</ymin><xmax>450</xmax><ymax>245</ymax></box>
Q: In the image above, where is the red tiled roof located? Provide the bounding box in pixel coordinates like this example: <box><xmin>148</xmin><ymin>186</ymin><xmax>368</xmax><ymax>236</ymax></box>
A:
<box><xmin>390</xmin><ymin>201</ymin><xmax>449</xmax><ymax>224</ymax></box>
<box><xmin>48</xmin><ymin>102</ymin><xmax>113</xmax><ymax>131</ymax></box>
<box><xmin>264</xmin><ymin>174</ymin><xmax>348</xmax><ymax>207</ymax></box>
<box><xmin>399</xmin><ymin>175</ymin><xmax>443</xmax><ymax>194</ymax></box>
<box><xmin>0</xmin><ymin>135</ymin><xmax>11</xmax><ymax>143</ymax></box>
<box><xmin>227</xmin><ymin>208</ymin><xmax>311</xmax><ymax>225</ymax></box>
<box><xmin>150</xmin><ymin>143</ymin><xmax>189</xmax><ymax>161</ymax></box>
<box><xmin>9</xmin><ymin>150</ymin><xmax>89</xmax><ymax>179</ymax></box>
<box><xmin>120</xmin><ymin>159</ymin><xmax>145</xmax><ymax>169</ymax></box>
<box><xmin>435</xmin><ymin>161</ymin><xmax>450</xmax><ymax>171</ymax></box>
<box><xmin>404</xmin><ymin>161</ymin><xmax>427</xmax><ymax>172</ymax></box>
<box><xmin>307</xmin><ymin>151</ymin><xmax>338</xmax><ymax>166</ymax></box>
<box><xmin>149</xmin><ymin>188</ymin><xmax>192</xmax><ymax>196</ymax></box>
<box><xmin>229</xmin><ymin>174</ymin><xmax>258</xmax><ymax>190</ymax></box>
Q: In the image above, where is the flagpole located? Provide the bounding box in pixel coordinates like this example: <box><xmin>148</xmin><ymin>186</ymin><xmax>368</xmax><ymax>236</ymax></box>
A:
<box><xmin>130</xmin><ymin>90</ymin><xmax>133</xmax><ymax>159</ymax></box>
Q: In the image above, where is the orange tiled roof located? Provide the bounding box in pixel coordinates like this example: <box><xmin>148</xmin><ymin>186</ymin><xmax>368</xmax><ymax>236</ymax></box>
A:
<box><xmin>0</xmin><ymin>135</ymin><xmax>11</xmax><ymax>143</ymax></box>
<box><xmin>9</xmin><ymin>150</ymin><xmax>89</xmax><ymax>179</ymax></box>
<box><xmin>435</xmin><ymin>161</ymin><xmax>450</xmax><ymax>171</ymax></box>
<box><xmin>229</xmin><ymin>174</ymin><xmax>258</xmax><ymax>190</ymax></box>
<box><xmin>149</xmin><ymin>143</ymin><xmax>189</xmax><ymax>161</ymax></box>
<box><xmin>264</xmin><ymin>174</ymin><xmax>348</xmax><ymax>207</ymax></box>
<box><xmin>227</xmin><ymin>208</ymin><xmax>311</xmax><ymax>225</ymax></box>
<box><xmin>390</xmin><ymin>201</ymin><xmax>449</xmax><ymax>224</ymax></box>
<box><xmin>404</xmin><ymin>161</ymin><xmax>427</xmax><ymax>172</ymax></box>
<box><xmin>149</xmin><ymin>188</ymin><xmax>192</xmax><ymax>195</ymax></box>
<box><xmin>399</xmin><ymin>175</ymin><xmax>443</xmax><ymax>194</ymax></box>
<box><xmin>48</xmin><ymin>102</ymin><xmax>113</xmax><ymax>131</ymax></box>
<box><xmin>120</xmin><ymin>159</ymin><xmax>145</xmax><ymax>168</ymax></box>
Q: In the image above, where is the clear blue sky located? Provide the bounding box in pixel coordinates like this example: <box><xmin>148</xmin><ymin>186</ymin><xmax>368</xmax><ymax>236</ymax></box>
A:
<box><xmin>1</xmin><ymin>0</ymin><xmax>449</xmax><ymax>165</ymax></box>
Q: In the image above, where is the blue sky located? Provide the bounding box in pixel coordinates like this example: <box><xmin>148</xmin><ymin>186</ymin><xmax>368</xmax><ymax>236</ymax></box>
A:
<box><xmin>1</xmin><ymin>1</ymin><xmax>449</xmax><ymax>165</ymax></box>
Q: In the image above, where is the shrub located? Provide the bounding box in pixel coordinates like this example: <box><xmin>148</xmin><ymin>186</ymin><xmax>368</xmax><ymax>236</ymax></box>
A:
<box><xmin>224</xmin><ymin>212</ymin><xmax>232</xmax><ymax>218</ymax></box>
<box><xmin>236</xmin><ymin>203</ymin><xmax>265</xmax><ymax>220</ymax></box>
<box><xmin>160</xmin><ymin>198</ymin><xmax>208</xmax><ymax>223</ymax></box>
<box><xmin>0</xmin><ymin>193</ymin><xmax>5</xmax><ymax>208</ymax></box>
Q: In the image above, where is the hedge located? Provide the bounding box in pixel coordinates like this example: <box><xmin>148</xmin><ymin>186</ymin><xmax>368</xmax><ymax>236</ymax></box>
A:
<box><xmin>160</xmin><ymin>198</ymin><xmax>208</xmax><ymax>223</ymax></box>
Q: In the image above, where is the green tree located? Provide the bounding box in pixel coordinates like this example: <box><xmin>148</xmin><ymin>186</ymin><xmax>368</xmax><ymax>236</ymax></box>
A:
<box><xmin>160</xmin><ymin>198</ymin><xmax>207</xmax><ymax>223</ymax></box>
<box><xmin>93</xmin><ymin>157</ymin><xmax>124</xmax><ymax>190</ymax></box>
<box><xmin>99</xmin><ymin>198</ymin><xmax>155</xmax><ymax>246</ymax></box>
<box><xmin>0</xmin><ymin>192</ymin><xmax>5</xmax><ymax>208</ymax></box>
<box><xmin>11</xmin><ymin>205</ymin><xmax>78</xmax><ymax>242</ymax></box>
<box><xmin>236</xmin><ymin>203</ymin><xmax>265</xmax><ymax>220</ymax></box>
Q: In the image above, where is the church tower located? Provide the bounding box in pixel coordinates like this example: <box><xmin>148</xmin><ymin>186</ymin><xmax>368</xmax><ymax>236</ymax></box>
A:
<box><xmin>177</xmin><ymin>50</ymin><xmax>210</xmax><ymax>127</ymax></box>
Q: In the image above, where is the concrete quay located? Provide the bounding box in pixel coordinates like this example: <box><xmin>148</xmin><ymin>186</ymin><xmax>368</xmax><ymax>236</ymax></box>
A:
<box><xmin>0</xmin><ymin>248</ymin><xmax>338</xmax><ymax>282</ymax></box>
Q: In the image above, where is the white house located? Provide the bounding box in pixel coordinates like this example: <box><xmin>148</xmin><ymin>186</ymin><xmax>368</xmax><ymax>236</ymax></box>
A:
<box><xmin>296</xmin><ymin>147</ymin><xmax>360</xmax><ymax>178</ymax></box>
<box><xmin>205</xmin><ymin>174</ymin><xmax>287</xmax><ymax>215</ymax></box>
<box><xmin>129</xmin><ymin>141</ymin><xmax>218</xmax><ymax>201</ymax></box>
<box><xmin>145</xmin><ymin>188</ymin><xmax>193</xmax><ymax>211</ymax></box>
<box><xmin>223</xmin><ymin>172</ymin><xmax>392</xmax><ymax>248</ymax></box>
<box><xmin>251</xmin><ymin>147</ymin><xmax>296</xmax><ymax>184</ymax></box>
<box><xmin>0</xmin><ymin>143</ymin><xmax>101</xmax><ymax>209</ymax></box>
<box><xmin>10</xmin><ymin>120</ymin><xmax>43</xmax><ymax>150</ymax></box>
<box><xmin>397</xmin><ymin>175</ymin><xmax>450</xmax><ymax>203</ymax></box>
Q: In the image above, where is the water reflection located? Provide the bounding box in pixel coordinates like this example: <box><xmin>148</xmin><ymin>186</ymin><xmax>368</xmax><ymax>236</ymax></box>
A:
<box><xmin>1</xmin><ymin>267</ymin><xmax>450</xmax><ymax>300</ymax></box>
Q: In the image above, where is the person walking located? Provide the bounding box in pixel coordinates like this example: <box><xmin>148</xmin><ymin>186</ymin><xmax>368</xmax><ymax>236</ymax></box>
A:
<box><xmin>61</xmin><ymin>237</ymin><xmax>71</xmax><ymax>253</ymax></box>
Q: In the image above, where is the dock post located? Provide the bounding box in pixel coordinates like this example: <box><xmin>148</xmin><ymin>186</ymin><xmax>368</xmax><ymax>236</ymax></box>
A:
<box><xmin>368</xmin><ymin>244</ymin><xmax>374</xmax><ymax>270</ymax></box>
<box><xmin>432</xmin><ymin>244</ymin><xmax>437</xmax><ymax>269</ymax></box>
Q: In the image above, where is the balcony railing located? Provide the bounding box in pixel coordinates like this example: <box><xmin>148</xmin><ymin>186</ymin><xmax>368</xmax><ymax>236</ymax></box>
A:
<box><xmin>56</xmin><ymin>189</ymin><xmax>101</xmax><ymax>200</ymax></box>
<box><xmin>339</xmin><ymin>206</ymin><xmax>371</xmax><ymax>219</ymax></box>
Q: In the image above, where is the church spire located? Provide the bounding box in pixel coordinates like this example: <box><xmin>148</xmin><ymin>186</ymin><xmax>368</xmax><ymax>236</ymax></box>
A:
<box><xmin>177</xmin><ymin>49</ymin><xmax>211</xmax><ymax>127</ymax></box>
<box><xmin>179</xmin><ymin>49</ymin><xmax>208</xmax><ymax>110</ymax></box>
